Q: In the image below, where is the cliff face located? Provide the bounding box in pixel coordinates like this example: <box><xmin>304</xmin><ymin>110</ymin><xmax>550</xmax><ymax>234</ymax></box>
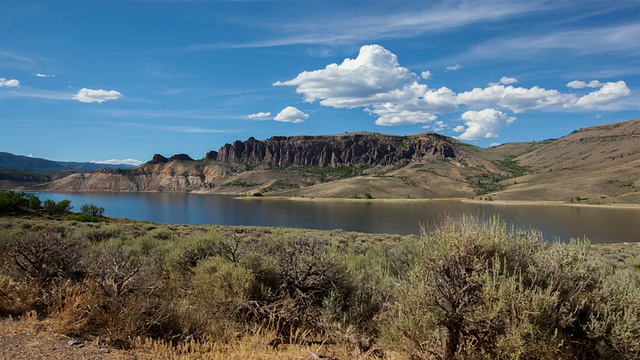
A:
<box><xmin>211</xmin><ymin>133</ymin><xmax>461</xmax><ymax>167</ymax></box>
<box><xmin>42</xmin><ymin>132</ymin><xmax>472</xmax><ymax>194</ymax></box>
<box><xmin>45</xmin><ymin>161</ymin><xmax>230</xmax><ymax>192</ymax></box>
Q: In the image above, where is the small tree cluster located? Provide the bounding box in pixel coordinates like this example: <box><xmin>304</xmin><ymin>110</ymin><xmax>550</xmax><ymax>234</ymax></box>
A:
<box><xmin>0</xmin><ymin>190</ymin><xmax>41</xmax><ymax>215</ymax></box>
<box><xmin>0</xmin><ymin>190</ymin><xmax>74</xmax><ymax>216</ymax></box>
<box><xmin>43</xmin><ymin>199</ymin><xmax>72</xmax><ymax>215</ymax></box>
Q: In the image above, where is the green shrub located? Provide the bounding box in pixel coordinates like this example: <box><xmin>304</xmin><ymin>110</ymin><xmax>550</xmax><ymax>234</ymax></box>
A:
<box><xmin>80</xmin><ymin>203</ymin><xmax>105</xmax><ymax>217</ymax></box>
<box><xmin>0</xmin><ymin>216</ymin><xmax>637</xmax><ymax>357</ymax></box>
<box><xmin>381</xmin><ymin>216</ymin><xmax>640</xmax><ymax>359</ymax></box>
<box><xmin>192</xmin><ymin>256</ymin><xmax>254</xmax><ymax>306</ymax></box>
<box><xmin>82</xmin><ymin>224</ymin><xmax>122</xmax><ymax>242</ymax></box>
<box><xmin>0</xmin><ymin>190</ymin><xmax>41</xmax><ymax>215</ymax></box>
<box><xmin>43</xmin><ymin>199</ymin><xmax>72</xmax><ymax>215</ymax></box>
<box><xmin>5</xmin><ymin>229</ymin><xmax>85</xmax><ymax>287</ymax></box>
<box><xmin>243</xmin><ymin>235</ymin><xmax>353</xmax><ymax>338</ymax></box>
<box><xmin>188</xmin><ymin>255</ymin><xmax>256</xmax><ymax>338</ymax></box>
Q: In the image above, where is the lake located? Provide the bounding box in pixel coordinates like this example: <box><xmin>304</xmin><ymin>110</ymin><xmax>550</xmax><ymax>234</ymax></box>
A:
<box><xmin>32</xmin><ymin>192</ymin><xmax>640</xmax><ymax>244</ymax></box>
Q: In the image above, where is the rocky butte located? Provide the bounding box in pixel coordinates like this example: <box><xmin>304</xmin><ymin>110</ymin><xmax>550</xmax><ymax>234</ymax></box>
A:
<box><xmin>206</xmin><ymin>132</ymin><xmax>461</xmax><ymax>167</ymax></box>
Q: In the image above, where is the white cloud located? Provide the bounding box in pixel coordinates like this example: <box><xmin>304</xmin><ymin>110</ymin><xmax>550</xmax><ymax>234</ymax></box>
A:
<box><xmin>488</xmin><ymin>77</ymin><xmax>518</xmax><ymax>86</ymax></box>
<box><xmin>457</xmin><ymin>84</ymin><xmax>568</xmax><ymax>113</ymax></box>
<box><xmin>428</xmin><ymin>120</ymin><xmax>447</xmax><ymax>132</ymax></box>
<box><xmin>275</xmin><ymin>44</ymin><xmax>632</xmax><ymax>140</ymax></box>
<box><xmin>445</xmin><ymin>64</ymin><xmax>461</xmax><ymax>71</ymax></box>
<box><xmin>274</xmin><ymin>106</ymin><xmax>309</xmax><ymax>123</ymax></box>
<box><xmin>248</xmin><ymin>111</ymin><xmax>271</xmax><ymax>119</ymax></box>
<box><xmin>35</xmin><ymin>73</ymin><xmax>55</xmax><ymax>78</ymax></box>
<box><xmin>274</xmin><ymin>45</ymin><xmax>454</xmax><ymax>126</ymax></box>
<box><xmin>421</xmin><ymin>87</ymin><xmax>458</xmax><ymax>112</ymax></box>
<box><xmin>456</xmin><ymin>109</ymin><xmax>516</xmax><ymax>140</ymax></box>
<box><xmin>499</xmin><ymin>76</ymin><xmax>518</xmax><ymax>85</ymax></box>
<box><xmin>92</xmin><ymin>158</ymin><xmax>142</xmax><ymax>166</ymax></box>
<box><xmin>490</xmin><ymin>143</ymin><xmax>502</xmax><ymax>147</ymax></box>
<box><xmin>275</xmin><ymin>45</ymin><xmax>416</xmax><ymax>108</ymax></box>
<box><xmin>372</xmin><ymin>105</ymin><xmax>437</xmax><ymax>126</ymax></box>
<box><xmin>0</xmin><ymin>78</ymin><xmax>20</xmax><ymax>87</ymax></box>
<box><xmin>566</xmin><ymin>80</ymin><xmax>603</xmax><ymax>89</ymax></box>
<box><xmin>499</xmin><ymin>77</ymin><xmax>518</xmax><ymax>85</ymax></box>
<box><xmin>421</xmin><ymin>71</ymin><xmax>432</xmax><ymax>80</ymax></box>
<box><xmin>574</xmin><ymin>81</ymin><xmax>631</xmax><ymax>108</ymax></box>
<box><xmin>73</xmin><ymin>88</ymin><xmax>123</xmax><ymax>103</ymax></box>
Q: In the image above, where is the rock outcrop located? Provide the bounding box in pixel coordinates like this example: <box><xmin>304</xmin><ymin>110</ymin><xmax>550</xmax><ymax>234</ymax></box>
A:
<box><xmin>41</xmin><ymin>132</ymin><xmax>473</xmax><ymax>194</ymax></box>
<box><xmin>46</xmin><ymin>161</ymin><xmax>230</xmax><ymax>192</ymax></box>
<box><xmin>214</xmin><ymin>133</ymin><xmax>461</xmax><ymax>167</ymax></box>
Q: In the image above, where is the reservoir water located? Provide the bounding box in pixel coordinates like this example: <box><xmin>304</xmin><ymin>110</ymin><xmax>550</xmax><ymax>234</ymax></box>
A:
<box><xmin>33</xmin><ymin>192</ymin><xmax>640</xmax><ymax>244</ymax></box>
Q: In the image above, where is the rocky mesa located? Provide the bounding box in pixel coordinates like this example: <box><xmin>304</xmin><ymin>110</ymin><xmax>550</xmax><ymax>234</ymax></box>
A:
<box><xmin>207</xmin><ymin>132</ymin><xmax>461</xmax><ymax>167</ymax></box>
<box><xmin>42</xmin><ymin>132</ymin><xmax>493</xmax><ymax>196</ymax></box>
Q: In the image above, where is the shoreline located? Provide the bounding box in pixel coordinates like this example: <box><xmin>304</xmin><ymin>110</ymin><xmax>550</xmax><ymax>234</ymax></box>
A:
<box><xmin>23</xmin><ymin>189</ymin><xmax>640</xmax><ymax>210</ymax></box>
<box><xmin>461</xmin><ymin>199</ymin><xmax>640</xmax><ymax>209</ymax></box>
<box><xmin>235</xmin><ymin>195</ymin><xmax>468</xmax><ymax>203</ymax></box>
<box><xmin>239</xmin><ymin>194</ymin><xmax>640</xmax><ymax>209</ymax></box>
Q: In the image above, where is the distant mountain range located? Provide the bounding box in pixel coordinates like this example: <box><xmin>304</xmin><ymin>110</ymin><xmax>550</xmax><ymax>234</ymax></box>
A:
<box><xmin>0</xmin><ymin>152</ymin><xmax>135</xmax><ymax>188</ymax></box>
<box><xmin>0</xmin><ymin>152</ymin><xmax>135</xmax><ymax>173</ymax></box>
<box><xmin>5</xmin><ymin>119</ymin><xmax>640</xmax><ymax>204</ymax></box>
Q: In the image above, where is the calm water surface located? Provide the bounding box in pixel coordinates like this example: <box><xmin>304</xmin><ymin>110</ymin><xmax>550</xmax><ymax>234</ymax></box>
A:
<box><xmin>33</xmin><ymin>192</ymin><xmax>640</xmax><ymax>244</ymax></box>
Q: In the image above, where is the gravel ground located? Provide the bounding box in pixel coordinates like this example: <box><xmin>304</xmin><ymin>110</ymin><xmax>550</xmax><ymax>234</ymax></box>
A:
<box><xmin>0</xmin><ymin>320</ymin><xmax>142</xmax><ymax>360</ymax></box>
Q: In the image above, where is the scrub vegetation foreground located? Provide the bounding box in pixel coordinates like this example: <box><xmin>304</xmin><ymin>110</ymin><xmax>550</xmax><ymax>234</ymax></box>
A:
<box><xmin>0</xmin><ymin>192</ymin><xmax>639</xmax><ymax>359</ymax></box>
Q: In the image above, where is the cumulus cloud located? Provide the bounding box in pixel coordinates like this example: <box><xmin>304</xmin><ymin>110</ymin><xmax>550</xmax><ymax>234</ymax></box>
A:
<box><xmin>489</xmin><ymin>76</ymin><xmax>519</xmax><ymax>86</ymax></box>
<box><xmin>92</xmin><ymin>159</ymin><xmax>142</xmax><ymax>166</ymax></box>
<box><xmin>567</xmin><ymin>80</ymin><xmax>603</xmax><ymax>89</ymax></box>
<box><xmin>456</xmin><ymin>109</ymin><xmax>516</xmax><ymax>140</ymax></box>
<box><xmin>275</xmin><ymin>45</ymin><xmax>416</xmax><ymax>108</ymax></box>
<box><xmin>457</xmin><ymin>84</ymin><xmax>568</xmax><ymax>113</ymax></box>
<box><xmin>425</xmin><ymin>120</ymin><xmax>448</xmax><ymax>132</ymax></box>
<box><xmin>73</xmin><ymin>88</ymin><xmax>123</xmax><ymax>103</ymax></box>
<box><xmin>274</xmin><ymin>106</ymin><xmax>308</xmax><ymax>123</ymax></box>
<box><xmin>275</xmin><ymin>44</ymin><xmax>632</xmax><ymax>140</ymax></box>
<box><xmin>499</xmin><ymin>76</ymin><xmax>518</xmax><ymax>85</ymax></box>
<box><xmin>248</xmin><ymin>111</ymin><xmax>271</xmax><ymax>119</ymax></box>
<box><xmin>0</xmin><ymin>77</ymin><xmax>20</xmax><ymax>87</ymax></box>
<box><xmin>574</xmin><ymin>81</ymin><xmax>631</xmax><ymax>108</ymax></box>
<box><xmin>35</xmin><ymin>73</ymin><xmax>55</xmax><ymax>78</ymax></box>
<box><xmin>372</xmin><ymin>105</ymin><xmax>437</xmax><ymax>126</ymax></box>
<box><xmin>274</xmin><ymin>45</ymin><xmax>456</xmax><ymax>126</ymax></box>
<box><xmin>445</xmin><ymin>64</ymin><xmax>461</xmax><ymax>71</ymax></box>
<box><xmin>369</xmin><ymin>85</ymin><xmax>457</xmax><ymax>125</ymax></box>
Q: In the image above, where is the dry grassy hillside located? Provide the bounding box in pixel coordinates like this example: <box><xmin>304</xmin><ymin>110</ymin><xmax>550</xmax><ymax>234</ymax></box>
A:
<box><xmin>271</xmin><ymin>141</ymin><xmax>510</xmax><ymax>199</ymax></box>
<box><xmin>491</xmin><ymin>119</ymin><xmax>640</xmax><ymax>203</ymax></box>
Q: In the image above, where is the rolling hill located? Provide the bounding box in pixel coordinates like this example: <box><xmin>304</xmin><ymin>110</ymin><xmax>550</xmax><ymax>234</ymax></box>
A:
<box><xmin>0</xmin><ymin>152</ymin><xmax>136</xmax><ymax>189</ymax></box>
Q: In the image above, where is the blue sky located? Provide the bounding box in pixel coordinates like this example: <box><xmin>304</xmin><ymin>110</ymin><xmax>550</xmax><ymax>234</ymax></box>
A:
<box><xmin>1</xmin><ymin>1</ymin><xmax>639</xmax><ymax>165</ymax></box>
